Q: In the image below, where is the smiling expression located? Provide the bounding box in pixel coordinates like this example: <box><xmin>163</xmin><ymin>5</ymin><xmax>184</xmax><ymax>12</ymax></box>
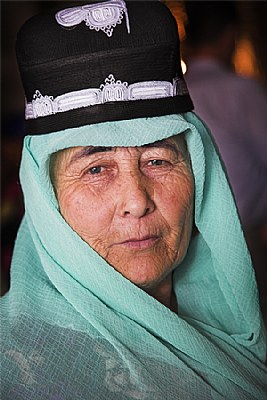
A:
<box><xmin>51</xmin><ymin>135</ymin><xmax>194</xmax><ymax>290</ymax></box>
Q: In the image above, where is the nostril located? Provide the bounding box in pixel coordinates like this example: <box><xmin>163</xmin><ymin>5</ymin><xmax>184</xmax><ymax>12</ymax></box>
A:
<box><xmin>119</xmin><ymin>176</ymin><xmax>155</xmax><ymax>218</ymax></box>
<box><xmin>123</xmin><ymin>205</ymin><xmax>152</xmax><ymax>218</ymax></box>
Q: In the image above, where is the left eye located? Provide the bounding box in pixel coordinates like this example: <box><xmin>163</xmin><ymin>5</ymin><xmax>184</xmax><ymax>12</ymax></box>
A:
<box><xmin>88</xmin><ymin>166</ymin><xmax>103</xmax><ymax>174</ymax></box>
<box><xmin>148</xmin><ymin>159</ymin><xmax>165</xmax><ymax>166</ymax></box>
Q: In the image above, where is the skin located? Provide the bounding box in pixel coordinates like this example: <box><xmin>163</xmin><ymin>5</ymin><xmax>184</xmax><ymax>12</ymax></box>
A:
<box><xmin>51</xmin><ymin>135</ymin><xmax>194</xmax><ymax>310</ymax></box>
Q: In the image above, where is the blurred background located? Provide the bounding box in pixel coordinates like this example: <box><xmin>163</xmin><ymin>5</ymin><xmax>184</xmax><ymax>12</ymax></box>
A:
<box><xmin>1</xmin><ymin>2</ymin><xmax>267</xmax><ymax>318</ymax></box>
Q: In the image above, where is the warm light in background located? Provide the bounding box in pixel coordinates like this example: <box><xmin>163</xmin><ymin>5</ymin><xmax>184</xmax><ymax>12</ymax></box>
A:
<box><xmin>164</xmin><ymin>1</ymin><xmax>187</xmax><ymax>41</ymax></box>
<box><xmin>233</xmin><ymin>38</ymin><xmax>259</xmax><ymax>78</ymax></box>
<box><xmin>165</xmin><ymin>1</ymin><xmax>260</xmax><ymax>81</ymax></box>
<box><xmin>181</xmin><ymin>60</ymin><xmax>187</xmax><ymax>75</ymax></box>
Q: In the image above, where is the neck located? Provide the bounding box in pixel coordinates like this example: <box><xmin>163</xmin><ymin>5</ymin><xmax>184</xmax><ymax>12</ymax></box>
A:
<box><xmin>145</xmin><ymin>273</ymin><xmax>178</xmax><ymax>313</ymax></box>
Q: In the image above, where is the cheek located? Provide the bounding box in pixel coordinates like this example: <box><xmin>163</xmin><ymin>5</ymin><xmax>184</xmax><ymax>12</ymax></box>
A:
<box><xmin>157</xmin><ymin>171</ymin><xmax>194</xmax><ymax>266</ymax></box>
<box><xmin>57</xmin><ymin>184</ymin><xmax>115</xmax><ymax>240</ymax></box>
<box><xmin>155</xmin><ymin>170</ymin><xmax>194</xmax><ymax>227</ymax></box>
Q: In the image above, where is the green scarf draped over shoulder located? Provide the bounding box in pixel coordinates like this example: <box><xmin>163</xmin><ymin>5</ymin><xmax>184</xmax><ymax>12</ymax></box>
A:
<box><xmin>1</xmin><ymin>113</ymin><xmax>267</xmax><ymax>399</ymax></box>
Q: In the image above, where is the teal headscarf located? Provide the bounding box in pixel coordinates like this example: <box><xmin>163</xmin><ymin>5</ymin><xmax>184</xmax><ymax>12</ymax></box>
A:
<box><xmin>1</xmin><ymin>112</ymin><xmax>267</xmax><ymax>399</ymax></box>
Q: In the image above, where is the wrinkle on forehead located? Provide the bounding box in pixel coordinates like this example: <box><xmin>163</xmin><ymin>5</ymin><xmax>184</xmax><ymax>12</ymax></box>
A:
<box><xmin>71</xmin><ymin>134</ymin><xmax>186</xmax><ymax>161</ymax></box>
<box><xmin>50</xmin><ymin>134</ymin><xmax>188</xmax><ymax>185</ymax></box>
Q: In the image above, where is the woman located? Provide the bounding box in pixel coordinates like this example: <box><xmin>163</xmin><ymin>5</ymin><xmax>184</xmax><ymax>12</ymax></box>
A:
<box><xmin>1</xmin><ymin>1</ymin><xmax>267</xmax><ymax>398</ymax></box>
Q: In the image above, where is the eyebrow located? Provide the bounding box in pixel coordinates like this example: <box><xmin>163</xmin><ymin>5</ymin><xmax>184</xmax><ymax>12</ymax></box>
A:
<box><xmin>142</xmin><ymin>140</ymin><xmax>179</xmax><ymax>156</ymax></box>
<box><xmin>69</xmin><ymin>146</ymin><xmax>113</xmax><ymax>165</ymax></box>
<box><xmin>69</xmin><ymin>140</ymin><xmax>179</xmax><ymax>166</ymax></box>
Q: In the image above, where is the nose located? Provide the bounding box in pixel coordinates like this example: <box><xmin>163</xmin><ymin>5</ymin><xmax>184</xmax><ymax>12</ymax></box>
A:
<box><xmin>118</xmin><ymin>172</ymin><xmax>155</xmax><ymax>218</ymax></box>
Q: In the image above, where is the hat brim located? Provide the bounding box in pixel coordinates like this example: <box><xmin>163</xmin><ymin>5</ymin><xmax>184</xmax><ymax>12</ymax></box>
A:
<box><xmin>29</xmin><ymin>113</ymin><xmax>192</xmax><ymax>158</ymax></box>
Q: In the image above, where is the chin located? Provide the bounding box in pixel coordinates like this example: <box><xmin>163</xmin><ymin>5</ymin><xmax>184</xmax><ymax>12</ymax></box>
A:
<box><xmin>116</xmin><ymin>258</ymin><xmax>173</xmax><ymax>290</ymax></box>
<box><xmin>134</xmin><ymin>279</ymin><xmax>163</xmax><ymax>291</ymax></box>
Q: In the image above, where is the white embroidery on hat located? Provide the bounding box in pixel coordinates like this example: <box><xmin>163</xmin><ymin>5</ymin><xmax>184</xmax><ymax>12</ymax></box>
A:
<box><xmin>55</xmin><ymin>0</ymin><xmax>130</xmax><ymax>37</ymax></box>
<box><xmin>25</xmin><ymin>75</ymin><xmax>189</xmax><ymax>120</ymax></box>
<box><xmin>100</xmin><ymin>74</ymin><xmax>128</xmax><ymax>102</ymax></box>
<box><xmin>31</xmin><ymin>90</ymin><xmax>57</xmax><ymax>118</ymax></box>
<box><xmin>129</xmin><ymin>81</ymin><xmax>173</xmax><ymax>100</ymax></box>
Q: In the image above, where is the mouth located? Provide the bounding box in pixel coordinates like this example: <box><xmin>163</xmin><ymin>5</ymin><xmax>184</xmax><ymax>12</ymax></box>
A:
<box><xmin>116</xmin><ymin>236</ymin><xmax>160</xmax><ymax>250</ymax></box>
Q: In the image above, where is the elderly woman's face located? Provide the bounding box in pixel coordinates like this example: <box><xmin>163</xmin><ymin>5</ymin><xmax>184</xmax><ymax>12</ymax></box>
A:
<box><xmin>52</xmin><ymin>135</ymin><xmax>194</xmax><ymax>289</ymax></box>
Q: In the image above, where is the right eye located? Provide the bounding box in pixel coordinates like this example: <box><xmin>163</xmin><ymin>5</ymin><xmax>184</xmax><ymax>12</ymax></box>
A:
<box><xmin>147</xmin><ymin>159</ymin><xmax>167</xmax><ymax>166</ymax></box>
<box><xmin>88</xmin><ymin>166</ymin><xmax>103</xmax><ymax>175</ymax></box>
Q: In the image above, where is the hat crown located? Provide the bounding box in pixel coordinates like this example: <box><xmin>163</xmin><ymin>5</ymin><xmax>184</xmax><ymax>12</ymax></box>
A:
<box><xmin>16</xmin><ymin>1</ymin><xmax>193</xmax><ymax>135</ymax></box>
<box><xmin>17</xmin><ymin>1</ymin><xmax>178</xmax><ymax>68</ymax></box>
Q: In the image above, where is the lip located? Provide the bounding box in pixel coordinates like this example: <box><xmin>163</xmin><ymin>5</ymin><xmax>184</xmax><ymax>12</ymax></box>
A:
<box><xmin>116</xmin><ymin>236</ymin><xmax>160</xmax><ymax>250</ymax></box>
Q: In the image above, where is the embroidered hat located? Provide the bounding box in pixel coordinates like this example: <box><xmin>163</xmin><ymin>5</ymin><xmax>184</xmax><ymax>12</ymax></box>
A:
<box><xmin>16</xmin><ymin>0</ymin><xmax>193</xmax><ymax>135</ymax></box>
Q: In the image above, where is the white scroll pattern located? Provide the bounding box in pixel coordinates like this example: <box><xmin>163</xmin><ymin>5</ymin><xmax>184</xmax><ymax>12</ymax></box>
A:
<box><xmin>25</xmin><ymin>75</ymin><xmax>189</xmax><ymax>120</ymax></box>
<box><xmin>100</xmin><ymin>74</ymin><xmax>128</xmax><ymax>102</ymax></box>
<box><xmin>55</xmin><ymin>0</ymin><xmax>130</xmax><ymax>37</ymax></box>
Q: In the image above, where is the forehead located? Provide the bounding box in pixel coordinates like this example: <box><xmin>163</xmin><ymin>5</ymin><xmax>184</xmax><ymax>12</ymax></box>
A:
<box><xmin>51</xmin><ymin>135</ymin><xmax>187</xmax><ymax>172</ymax></box>
<box><xmin>58</xmin><ymin>134</ymin><xmax>185</xmax><ymax>157</ymax></box>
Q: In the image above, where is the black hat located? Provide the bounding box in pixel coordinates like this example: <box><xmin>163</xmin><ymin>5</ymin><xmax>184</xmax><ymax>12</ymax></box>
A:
<box><xmin>16</xmin><ymin>0</ymin><xmax>193</xmax><ymax>135</ymax></box>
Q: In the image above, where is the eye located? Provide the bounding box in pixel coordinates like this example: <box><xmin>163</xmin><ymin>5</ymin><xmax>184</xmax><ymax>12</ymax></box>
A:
<box><xmin>88</xmin><ymin>166</ymin><xmax>103</xmax><ymax>174</ymax></box>
<box><xmin>148</xmin><ymin>159</ymin><xmax>166</xmax><ymax>166</ymax></box>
